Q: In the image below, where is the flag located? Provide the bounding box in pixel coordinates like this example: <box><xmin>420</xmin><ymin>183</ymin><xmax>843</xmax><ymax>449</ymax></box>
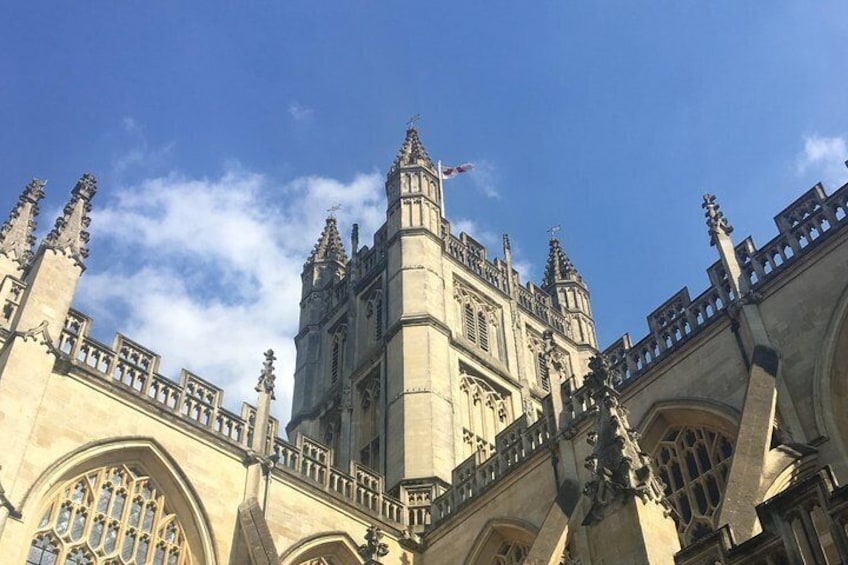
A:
<box><xmin>441</xmin><ymin>163</ymin><xmax>475</xmax><ymax>180</ymax></box>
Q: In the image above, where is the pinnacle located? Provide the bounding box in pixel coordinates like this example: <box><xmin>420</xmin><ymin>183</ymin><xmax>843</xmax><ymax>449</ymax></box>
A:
<box><xmin>0</xmin><ymin>178</ymin><xmax>46</xmax><ymax>266</ymax></box>
<box><xmin>308</xmin><ymin>216</ymin><xmax>348</xmax><ymax>265</ymax></box>
<box><xmin>389</xmin><ymin>126</ymin><xmax>434</xmax><ymax>174</ymax></box>
<box><xmin>542</xmin><ymin>236</ymin><xmax>579</xmax><ymax>288</ymax></box>
<box><xmin>44</xmin><ymin>173</ymin><xmax>98</xmax><ymax>266</ymax></box>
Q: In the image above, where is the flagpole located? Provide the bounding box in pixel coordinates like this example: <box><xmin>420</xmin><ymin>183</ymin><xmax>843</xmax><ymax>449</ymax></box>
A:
<box><xmin>438</xmin><ymin>160</ymin><xmax>446</xmax><ymax>219</ymax></box>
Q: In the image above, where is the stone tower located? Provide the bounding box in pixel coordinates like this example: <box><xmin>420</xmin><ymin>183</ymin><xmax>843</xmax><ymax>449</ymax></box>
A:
<box><xmin>287</xmin><ymin>127</ymin><xmax>598</xmax><ymax>502</ymax></box>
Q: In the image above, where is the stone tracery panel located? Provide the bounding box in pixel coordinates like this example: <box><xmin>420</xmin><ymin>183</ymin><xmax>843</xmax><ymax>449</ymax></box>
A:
<box><xmin>25</xmin><ymin>463</ymin><xmax>193</xmax><ymax>564</ymax></box>
<box><xmin>651</xmin><ymin>425</ymin><xmax>734</xmax><ymax>545</ymax></box>
<box><xmin>459</xmin><ymin>369</ymin><xmax>512</xmax><ymax>459</ymax></box>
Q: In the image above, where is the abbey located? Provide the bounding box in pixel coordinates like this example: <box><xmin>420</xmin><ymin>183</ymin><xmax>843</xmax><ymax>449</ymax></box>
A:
<box><xmin>1</xmin><ymin>128</ymin><xmax>847</xmax><ymax>564</ymax></box>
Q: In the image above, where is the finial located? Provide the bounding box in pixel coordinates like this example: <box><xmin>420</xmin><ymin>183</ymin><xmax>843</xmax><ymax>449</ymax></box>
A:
<box><xmin>390</xmin><ymin>125</ymin><xmax>433</xmax><ymax>174</ymax></box>
<box><xmin>502</xmin><ymin>233</ymin><xmax>511</xmax><ymax>252</ymax></box>
<box><xmin>702</xmin><ymin>193</ymin><xmax>733</xmax><ymax>246</ymax></box>
<box><xmin>307</xmin><ymin>215</ymin><xmax>348</xmax><ymax>264</ymax></box>
<box><xmin>255</xmin><ymin>349</ymin><xmax>276</xmax><ymax>399</ymax></box>
<box><xmin>542</xmin><ymin>231</ymin><xmax>579</xmax><ymax>288</ymax></box>
<box><xmin>0</xmin><ymin>178</ymin><xmax>47</xmax><ymax>266</ymax></box>
<box><xmin>582</xmin><ymin>354</ymin><xmax>668</xmax><ymax>525</ymax></box>
<box><xmin>44</xmin><ymin>173</ymin><xmax>97</xmax><ymax>267</ymax></box>
<box><xmin>406</xmin><ymin>114</ymin><xmax>421</xmax><ymax>129</ymax></box>
<box><xmin>358</xmin><ymin>525</ymin><xmax>389</xmax><ymax>564</ymax></box>
<box><xmin>327</xmin><ymin>203</ymin><xmax>341</xmax><ymax>218</ymax></box>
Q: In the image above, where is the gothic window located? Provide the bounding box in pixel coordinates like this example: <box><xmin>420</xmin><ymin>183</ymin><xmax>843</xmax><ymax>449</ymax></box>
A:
<box><xmin>536</xmin><ymin>352</ymin><xmax>550</xmax><ymax>392</ymax></box>
<box><xmin>26</xmin><ymin>464</ymin><xmax>192</xmax><ymax>564</ymax></box>
<box><xmin>652</xmin><ymin>426</ymin><xmax>734</xmax><ymax>545</ymax></box>
<box><xmin>492</xmin><ymin>541</ymin><xmax>530</xmax><ymax>565</ymax></box>
<box><xmin>358</xmin><ymin>373</ymin><xmax>381</xmax><ymax>472</ymax></box>
<box><xmin>455</xmin><ymin>282</ymin><xmax>499</xmax><ymax>356</ymax></box>
<box><xmin>329</xmin><ymin>324</ymin><xmax>346</xmax><ymax>386</ymax></box>
<box><xmin>365</xmin><ymin>290</ymin><xmax>383</xmax><ymax>345</ymax></box>
<box><xmin>459</xmin><ymin>370</ymin><xmax>512</xmax><ymax>459</ymax></box>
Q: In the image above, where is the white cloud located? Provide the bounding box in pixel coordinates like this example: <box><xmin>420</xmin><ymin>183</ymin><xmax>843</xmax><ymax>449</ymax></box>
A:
<box><xmin>449</xmin><ymin>217</ymin><xmax>498</xmax><ymax>250</ymax></box>
<box><xmin>796</xmin><ymin>134</ymin><xmax>848</xmax><ymax>189</ymax></box>
<box><xmin>78</xmin><ymin>167</ymin><xmax>385</xmax><ymax>426</ymax></box>
<box><xmin>112</xmin><ymin>117</ymin><xmax>174</xmax><ymax>176</ymax></box>
<box><xmin>288</xmin><ymin>102</ymin><xmax>315</xmax><ymax>122</ymax></box>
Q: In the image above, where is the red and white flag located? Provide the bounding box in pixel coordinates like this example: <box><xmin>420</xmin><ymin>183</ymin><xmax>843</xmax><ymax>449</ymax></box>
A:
<box><xmin>441</xmin><ymin>162</ymin><xmax>475</xmax><ymax>180</ymax></box>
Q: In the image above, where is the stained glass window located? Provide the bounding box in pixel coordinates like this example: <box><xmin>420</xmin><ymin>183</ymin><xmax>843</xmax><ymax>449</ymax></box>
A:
<box><xmin>26</xmin><ymin>464</ymin><xmax>193</xmax><ymax>564</ymax></box>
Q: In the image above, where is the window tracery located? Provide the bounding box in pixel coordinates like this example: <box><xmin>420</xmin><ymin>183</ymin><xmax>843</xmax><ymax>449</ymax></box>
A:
<box><xmin>651</xmin><ymin>425</ymin><xmax>734</xmax><ymax>545</ymax></box>
<box><xmin>454</xmin><ymin>281</ymin><xmax>500</xmax><ymax>356</ymax></box>
<box><xmin>365</xmin><ymin>290</ymin><xmax>383</xmax><ymax>343</ymax></box>
<box><xmin>492</xmin><ymin>540</ymin><xmax>530</xmax><ymax>565</ymax></box>
<box><xmin>26</xmin><ymin>464</ymin><xmax>192</xmax><ymax>565</ymax></box>
<box><xmin>526</xmin><ymin>330</ymin><xmax>571</xmax><ymax>394</ymax></box>
<box><xmin>329</xmin><ymin>324</ymin><xmax>347</xmax><ymax>385</ymax></box>
<box><xmin>459</xmin><ymin>369</ymin><xmax>512</xmax><ymax>459</ymax></box>
<box><xmin>358</xmin><ymin>372</ymin><xmax>381</xmax><ymax>472</ymax></box>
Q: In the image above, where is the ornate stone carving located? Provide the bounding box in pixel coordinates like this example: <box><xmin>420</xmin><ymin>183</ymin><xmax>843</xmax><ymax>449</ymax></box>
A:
<box><xmin>0</xmin><ymin>178</ymin><xmax>45</xmax><ymax>266</ymax></box>
<box><xmin>389</xmin><ymin>126</ymin><xmax>433</xmax><ymax>174</ymax></box>
<box><xmin>255</xmin><ymin>349</ymin><xmax>276</xmax><ymax>399</ymax></box>
<box><xmin>44</xmin><ymin>173</ymin><xmax>97</xmax><ymax>267</ymax></box>
<box><xmin>582</xmin><ymin>354</ymin><xmax>666</xmax><ymax>525</ymax></box>
<box><xmin>358</xmin><ymin>525</ymin><xmax>389</xmax><ymax>564</ymax></box>
<box><xmin>16</xmin><ymin>320</ymin><xmax>60</xmax><ymax>357</ymax></box>
<box><xmin>542</xmin><ymin>235</ymin><xmax>580</xmax><ymax>288</ymax></box>
<box><xmin>702</xmin><ymin>193</ymin><xmax>733</xmax><ymax>246</ymax></box>
<box><xmin>307</xmin><ymin>216</ymin><xmax>348</xmax><ymax>264</ymax></box>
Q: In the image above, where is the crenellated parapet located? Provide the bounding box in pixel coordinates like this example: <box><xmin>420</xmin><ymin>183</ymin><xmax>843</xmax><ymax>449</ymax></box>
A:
<box><xmin>601</xmin><ymin>179</ymin><xmax>848</xmax><ymax>386</ymax></box>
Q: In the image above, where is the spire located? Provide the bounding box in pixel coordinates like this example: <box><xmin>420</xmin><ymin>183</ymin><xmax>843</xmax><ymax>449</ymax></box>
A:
<box><xmin>542</xmin><ymin>235</ymin><xmax>580</xmax><ymax>289</ymax></box>
<box><xmin>255</xmin><ymin>349</ymin><xmax>276</xmax><ymax>399</ymax></box>
<box><xmin>307</xmin><ymin>216</ymin><xmax>348</xmax><ymax>265</ymax></box>
<box><xmin>389</xmin><ymin>126</ymin><xmax>434</xmax><ymax>175</ymax></box>
<box><xmin>0</xmin><ymin>179</ymin><xmax>46</xmax><ymax>267</ymax></box>
<box><xmin>44</xmin><ymin>173</ymin><xmax>97</xmax><ymax>267</ymax></box>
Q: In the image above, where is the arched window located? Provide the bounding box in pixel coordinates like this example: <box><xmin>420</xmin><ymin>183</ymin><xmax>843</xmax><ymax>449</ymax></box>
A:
<box><xmin>365</xmin><ymin>290</ymin><xmax>383</xmax><ymax>345</ymax></box>
<box><xmin>492</xmin><ymin>540</ymin><xmax>529</xmax><ymax>565</ymax></box>
<box><xmin>26</xmin><ymin>464</ymin><xmax>193</xmax><ymax>564</ymax></box>
<box><xmin>459</xmin><ymin>371</ymin><xmax>512</xmax><ymax>459</ymax></box>
<box><xmin>652</xmin><ymin>426</ymin><xmax>734</xmax><ymax>545</ymax></box>
<box><xmin>329</xmin><ymin>324</ymin><xmax>347</xmax><ymax>385</ymax></box>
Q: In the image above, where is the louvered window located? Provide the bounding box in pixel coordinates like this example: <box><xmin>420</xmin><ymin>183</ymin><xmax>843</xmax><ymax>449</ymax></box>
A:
<box><xmin>477</xmin><ymin>311</ymin><xmax>489</xmax><ymax>351</ymax></box>
<box><xmin>464</xmin><ymin>304</ymin><xmax>477</xmax><ymax>343</ymax></box>
<box><xmin>537</xmin><ymin>353</ymin><xmax>550</xmax><ymax>392</ymax></box>
<box><xmin>331</xmin><ymin>341</ymin><xmax>340</xmax><ymax>384</ymax></box>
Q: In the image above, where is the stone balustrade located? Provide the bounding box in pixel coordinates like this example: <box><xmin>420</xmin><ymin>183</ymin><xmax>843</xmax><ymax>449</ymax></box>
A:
<box><xmin>675</xmin><ymin>466</ymin><xmax>848</xmax><ymax>564</ymax></box>
<box><xmin>603</xmin><ymin>180</ymin><xmax>848</xmax><ymax>386</ymax></box>
<box><xmin>430</xmin><ymin>414</ymin><xmax>553</xmax><ymax>525</ymax></box>
<box><xmin>272</xmin><ymin>435</ymin><xmax>406</xmax><ymax>525</ymax></box>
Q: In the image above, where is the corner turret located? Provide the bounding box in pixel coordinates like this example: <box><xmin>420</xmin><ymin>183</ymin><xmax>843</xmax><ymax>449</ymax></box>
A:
<box><xmin>541</xmin><ymin>233</ymin><xmax>596</xmax><ymax>346</ymax></box>
<box><xmin>0</xmin><ymin>179</ymin><xmax>45</xmax><ymax>280</ymax></box>
<box><xmin>385</xmin><ymin>127</ymin><xmax>442</xmax><ymax>238</ymax></box>
<box><xmin>302</xmin><ymin>215</ymin><xmax>348</xmax><ymax>299</ymax></box>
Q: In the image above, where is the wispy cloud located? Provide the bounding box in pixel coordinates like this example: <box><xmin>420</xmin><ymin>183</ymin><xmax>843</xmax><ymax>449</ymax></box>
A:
<box><xmin>469</xmin><ymin>159</ymin><xmax>499</xmax><ymax>199</ymax></box>
<box><xmin>288</xmin><ymin>102</ymin><xmax>315</xmax><ymax>122</ymax></box>
<box><xmin>79</xmin><ymin>167</ymin><xmax>385</xmax><ymax>425</ymax></box>
<box><xmin>796</xmin><ymin>134</ymin><xmax>848</xmax><ymax>189</ymax></box>
<box><xmin>113</xmin><ymin>116</ymin><xmax>174</xmax><ymax>177</ymax></box>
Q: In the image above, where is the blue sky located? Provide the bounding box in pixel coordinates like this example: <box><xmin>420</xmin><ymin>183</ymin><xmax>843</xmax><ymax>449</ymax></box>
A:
<box><xmin>2</xmin><ymin>3</ymin><xmax>847</xmax><ymax>423</ymax></box>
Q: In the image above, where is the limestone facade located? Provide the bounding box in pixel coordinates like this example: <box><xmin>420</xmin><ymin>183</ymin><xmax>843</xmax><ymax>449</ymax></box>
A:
<box><xmin>1</xmin><ymin>129</ymin><xmax>847</xmax><ymax>564</ymax></box>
